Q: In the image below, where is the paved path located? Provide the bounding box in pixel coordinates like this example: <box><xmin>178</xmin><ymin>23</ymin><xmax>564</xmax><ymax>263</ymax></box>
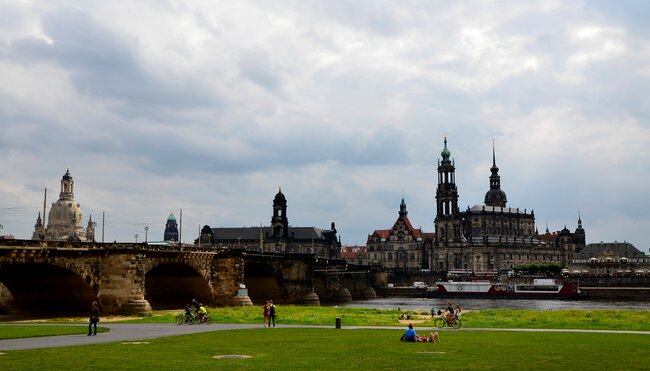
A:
<box><xmin>1</xmin><ymin>324</ymin><xmax>649</xmax><ymax>351</ymax></box>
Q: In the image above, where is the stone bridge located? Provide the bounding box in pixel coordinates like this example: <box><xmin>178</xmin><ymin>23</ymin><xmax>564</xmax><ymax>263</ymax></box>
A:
<box><xmin>0</xmin><ymin>240</ymin><xmax>376</xmax><ymax>315</ymax></box>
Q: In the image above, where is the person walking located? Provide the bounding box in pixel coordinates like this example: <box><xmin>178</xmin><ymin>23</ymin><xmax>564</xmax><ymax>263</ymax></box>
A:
<box><xmin>261</xmin><ymin>300</ymin><xmax>270</xmax><ymax>327</ymax></box>
<box><xmin>88</xmin><ymin>301</ymin><xmax>99</xmax><ymax>336</ymax></box>
<box><xmin>269</xmin><ymin>300</ymin><xmax>276</xmax><ymax>328</ymax></box>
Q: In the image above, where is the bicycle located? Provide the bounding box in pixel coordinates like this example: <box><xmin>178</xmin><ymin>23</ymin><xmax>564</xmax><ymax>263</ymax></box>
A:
<box><xmin>434</xmin><ymin>315</ymin><xmax>462</xmax><ymax>329</ymax></box>
<box><xmin>175</xmin><ymin>314</ymin><xmax>194</xmax><ymax>325</ymax></box>
<box><xmin>194</xmin><ymin>314</ymin><xmax>213</xmax><ymax>325</ymax></box>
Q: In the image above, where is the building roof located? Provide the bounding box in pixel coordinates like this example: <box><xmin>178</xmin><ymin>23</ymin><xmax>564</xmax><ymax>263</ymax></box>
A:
<box><xmin>579</xmin><ymin>242</ymin><xmax>645</xmax><ymax>258</ymax></box>
<box><xmin>211</xmin><ymin>226</ymin><xmax>331</xmax><ymax>241</ymax></box>
<box><xmin>467</xmin><ymin>205</ymin><xmax>532</xmax><ymax>215</ymax></box>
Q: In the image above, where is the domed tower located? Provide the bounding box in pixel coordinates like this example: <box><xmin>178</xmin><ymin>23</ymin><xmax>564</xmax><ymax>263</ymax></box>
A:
<box><xmin>164</xmin><ymin>213</ymin><xmax>179</xmax><ymax>241</ymax></box>
<box><xmin>45</xmin><ymin>169</ymin><xmax>87</xmax><ymax>241</ymax></box>
<box><xmin>484</xmin><ymin>142</ymin><xmax>507</xmax><ymax>207</ymax></box>
<box><xmin>271</xmin><ymin>188</ymin><xmax>288</xmax><ymax>239</ymax></box>
<box><xmin>434</xmin><ymin>137</ymin><xmax>462</xmax><ymax>244</ymax></box>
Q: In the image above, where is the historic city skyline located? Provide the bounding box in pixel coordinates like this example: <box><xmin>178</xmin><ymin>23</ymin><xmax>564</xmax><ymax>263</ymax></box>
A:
<box><xmin>0</xmin><ymin>2</ymin><xmax>648</xmax><ymax>249</ymax></box>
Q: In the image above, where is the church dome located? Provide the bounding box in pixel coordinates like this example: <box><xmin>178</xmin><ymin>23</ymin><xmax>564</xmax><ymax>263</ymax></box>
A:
<box><xmin>167</xmin><ymin>213</ymin><xmax>176</xmax><ymax>221</ymax></box>
<box><xmin>274</xmin><ymin>188</ymin><xmax>286</xmax><ymax>203</ymax></box>
<box><xmin>484</xmin><ymin>189</ymin><xmax>508</xmax><ymax>206</ymax></box>
<box><xmin>49</xmin><ymin>200</ymin><xmax>83</xmax><ymax>227</ymax></box>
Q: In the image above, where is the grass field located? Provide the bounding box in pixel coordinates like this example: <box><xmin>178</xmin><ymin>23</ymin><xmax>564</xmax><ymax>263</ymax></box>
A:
<box><xmin>0</xmin><ymin>325</ymin><xmax>107</xmax><ymax>340</ymax></box>
<box><xmin>106</xmin><ymin>306</ymin><xmax>650</xmax><ymax>331</ymax></box>
<box><xmin>1</xmin><ymin>328</ymin><xmax>649</xmax><ymax>370</ymax></box>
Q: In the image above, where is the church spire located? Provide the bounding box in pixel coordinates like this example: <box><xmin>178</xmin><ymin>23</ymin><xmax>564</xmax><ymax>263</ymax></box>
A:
<box><xmin>484</xmin><ymin>140</ymin><xmax>507</xmax><ymax>207</ymax></box>
<box><xmin>399</xmin><ymin>197</ymin><xmax>408</xmax><ymax>217</ymax></box>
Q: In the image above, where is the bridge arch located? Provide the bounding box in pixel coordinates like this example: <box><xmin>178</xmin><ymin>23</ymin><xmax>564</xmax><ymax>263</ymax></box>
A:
<box><xmin>244</xmin><ymin>260</ymin><xmax>283</xmax><ymax>304</ymax></box>
<box><xmin>144</xmin><ymin>262</ymin><xmax>213</xmax><ymax>309</ymax></box>
<box><xmin>0</xmin><ymin>263</ymin><xmax>96</xmax><ymax>316</ymax></box>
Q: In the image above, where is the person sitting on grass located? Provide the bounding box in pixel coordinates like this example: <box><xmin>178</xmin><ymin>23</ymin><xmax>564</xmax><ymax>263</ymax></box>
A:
<box><xmin>402</xmin><ymin>323</ymin><xmax>418</xmax><ymax>342</ymax></box>
<box><xmin>418</xmin><ymin>332</ymin><xmax>440</xmax><ymax>343</ymax></box>
<box><xmin>401</xmin><ymin>323</ymin><xmax>440</xmax><ymax>343</ymax></box>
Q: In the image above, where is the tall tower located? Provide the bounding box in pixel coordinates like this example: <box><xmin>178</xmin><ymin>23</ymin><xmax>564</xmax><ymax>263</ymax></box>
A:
<box><xmin>60</xmin><ymin>169</ymin><xmax>74</xmax><ymax>201</ymax></box>
<box><xmin>271</xmin><ymin>188</ymin><xmax>288</xmax><ymax>239</ymax></box>
<box><xmin>574</xmin><ymin>212</ymin><xmax>586</xmax><ymax>250</ymax></box>
<box><xmin>164</xmin><ymin>213</ymin><xmax>179</xmax><ymax>241</ymax></box>
<box><xmin>484</xmin><ymin>142</ymin><xmax>507</xmax><ymax>207</ymax></box>
<box><xmin>435</xmin><ymin>137</ymin><xmax>462</xmax><ymax>243</ymax></box>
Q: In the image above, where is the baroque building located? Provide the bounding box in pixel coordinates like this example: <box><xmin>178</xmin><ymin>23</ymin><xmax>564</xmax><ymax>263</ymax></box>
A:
<box><xmin>365</xmin><ymin>138</ymin><xmax>586</xmax><ymax>273</ymax></box>
<box><xmin>431</xmin><ymin>139</ymin><xmax>584</xmax><ymax>273</ymax></box>
<box><xmin>366</xmin><ymin>198</ymin><xmax>434</xmax><ymax>269</ymax></box>
<box><xmin>197</xmin><ymin>188</ymin><xmax>341</xmax><ymax>259</ymax></box>
<box><xmin>32</xmin><ymin>169</ymin><xmax>95</xmax><ymax>242</ymax></box>
<box><xmin>568</xmin><ymin>241</ymin><xmax>650</xmax><ymax>276</ymax></box>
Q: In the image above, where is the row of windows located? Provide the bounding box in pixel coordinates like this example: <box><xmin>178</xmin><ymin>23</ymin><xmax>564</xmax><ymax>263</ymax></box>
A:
<box><xmin>371</xmin><ymin>252</ymin><xmax>419</xmax><ymax>261</ymax></box>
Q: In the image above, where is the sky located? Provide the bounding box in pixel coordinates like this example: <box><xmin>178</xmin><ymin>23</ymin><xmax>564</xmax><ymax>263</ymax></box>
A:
<box><xmin>0</xmin><ymin>1</ymin><xmax>649</xmax><ymax>251</ymax></box>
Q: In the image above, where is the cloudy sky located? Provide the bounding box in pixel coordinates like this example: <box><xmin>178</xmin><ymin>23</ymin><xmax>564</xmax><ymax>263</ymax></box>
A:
<box><xmin>0</xmin><ymin>1</ymin><xmax>649</xmax><ymax>250</ymax></box>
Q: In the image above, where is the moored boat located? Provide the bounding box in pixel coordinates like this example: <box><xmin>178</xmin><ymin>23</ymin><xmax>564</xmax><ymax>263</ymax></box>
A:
<box><xmin>424</xmin><ymin>279</ymin><xmax>586</xmax><ymax>299</ymax></box>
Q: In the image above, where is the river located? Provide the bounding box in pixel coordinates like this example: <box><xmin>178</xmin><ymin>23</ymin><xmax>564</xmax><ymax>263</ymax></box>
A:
<box><xmin>331</xmin><ymin>297</ymin><xmax>650</xmax><ymax>311</ymax></box>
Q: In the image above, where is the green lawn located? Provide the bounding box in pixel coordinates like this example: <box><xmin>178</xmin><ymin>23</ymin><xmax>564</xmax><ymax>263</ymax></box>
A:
<box><xmin>111</xmin><ymin>306</ymin><xmax>650</xmax><ymax>331</ymax></box>
<box><xmin>7</xmin><ymin>306</ymin><xmax>650</xmax><ymax>331</ymax></box>
<box><xmin>1</xmin><ymin>328</ymin><xmax>648</xmax><ymax>370</ymax></box>
<box><xmin>0</xmin><ymin>325</ymin><xmax>108</xmax><ymax>340</ymax></box>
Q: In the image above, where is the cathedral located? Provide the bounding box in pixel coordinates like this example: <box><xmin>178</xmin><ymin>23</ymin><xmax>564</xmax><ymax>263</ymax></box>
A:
<box><xmin>367</xmin><ymin>138</ymin><xmax>585</xmax><ymax>273</ymax></box>
<box><xmin>197</xmin><ymin>188</ymin><xmax>341</xmax><ymax>259</ymax></box>
<box><xmin>32</xmin><ymin>169</ymin><xmax>95</xmax><ymax>242</ymax></box>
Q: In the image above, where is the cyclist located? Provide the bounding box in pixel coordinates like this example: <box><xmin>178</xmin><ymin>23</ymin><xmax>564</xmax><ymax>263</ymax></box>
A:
<box><xmin>196</xmin><ymin>304</ymin><xmax>207</xmax><ymax>322</ymax></box>
<box><xmin>445</xmin><ymin>302</ymin><xmax>455</xmax><ymax>324</ymax></box>
<box><xmin>183</xmin><ymin>304</ymin><xmax>193</xmax><ymax>321</ymax></box>
<box><xmin>455</xmin><ymin>304</ymin><xmax>463</xmax><ymax>320</ymax></box>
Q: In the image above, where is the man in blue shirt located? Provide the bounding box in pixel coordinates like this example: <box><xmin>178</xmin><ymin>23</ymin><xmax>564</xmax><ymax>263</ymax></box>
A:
<box><xmin>403</xmin><ymin>323</ymin><xmax>417</xmax><ymax>342</ymax></box>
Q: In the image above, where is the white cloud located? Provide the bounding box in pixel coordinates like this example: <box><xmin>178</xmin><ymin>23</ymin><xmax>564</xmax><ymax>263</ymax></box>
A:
<box><xmin>0</xmin><ymin>1</ymin><xmax>649</xmax><ymax>250</ymax></box>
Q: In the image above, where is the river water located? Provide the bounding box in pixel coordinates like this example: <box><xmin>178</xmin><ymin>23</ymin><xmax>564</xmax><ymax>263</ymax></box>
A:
<box><xmin>332</xmin><ymin>297</ymin><xmax>650</xmax><ymax>311</ymax></box>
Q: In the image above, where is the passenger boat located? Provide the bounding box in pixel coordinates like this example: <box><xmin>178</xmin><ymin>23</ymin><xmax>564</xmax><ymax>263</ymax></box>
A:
<box><xmin>424</xmin><ymin>279</ymin><xmax>585</xmax><ymax>299</ymax></box>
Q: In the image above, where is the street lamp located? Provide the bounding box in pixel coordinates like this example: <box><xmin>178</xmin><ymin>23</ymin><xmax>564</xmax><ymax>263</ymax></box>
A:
<box><xmin>135</xmin><ymin>234</ymin><xmax>139</xmax><ymax>243</ymax></box>
<box><xmin>144</xmin><ymin>226</ymin><xmax>149</xmax><ymax>243</ymax></box>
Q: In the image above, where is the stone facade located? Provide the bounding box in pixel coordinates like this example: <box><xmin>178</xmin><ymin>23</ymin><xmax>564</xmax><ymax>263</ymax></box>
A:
<box><xmin>0</xmin><ymin>239</ymin><xmax>336</xmax><ymax>314</ymax></box>
<box><xmin>367</xmin><ymin>198</ymin><xmax>433</xmax><ymax>270</ymax></box>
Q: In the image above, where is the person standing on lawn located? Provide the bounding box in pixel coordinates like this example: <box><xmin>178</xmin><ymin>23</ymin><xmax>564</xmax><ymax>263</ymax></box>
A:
<box><xmin>269</xmin><ymin>300</ymin><xmax>276</xmax><ymax>328</ymax></box>
<box><xmin>87</xmin><ymin>301</ymin><xmax>99</xmax><ymax>336</ymax></box>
